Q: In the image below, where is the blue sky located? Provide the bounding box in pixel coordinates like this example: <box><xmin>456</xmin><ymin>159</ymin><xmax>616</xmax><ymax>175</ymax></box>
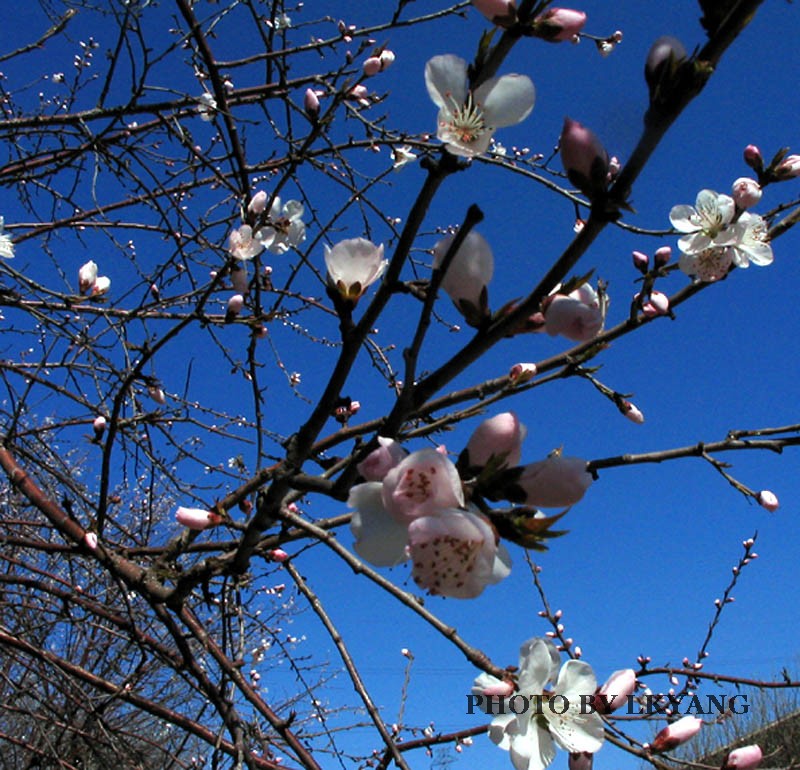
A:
<box><xmin>1</xmin><ymin>1</ymin><xmax>799</xmax><ymax>769</ymax></box>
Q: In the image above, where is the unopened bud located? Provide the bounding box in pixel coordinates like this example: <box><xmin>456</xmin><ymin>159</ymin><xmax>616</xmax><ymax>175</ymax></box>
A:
<box><xmin>651</xmin><ymin>716</ymin><xmax>702</xmax><ymax>753</ymax></box>
<box><xmin>620</xmin><ymin>400</ymin><xmax>645</xmax><ymax>424</ymax></box>
<box><xmin>472</xmin><ymin>0</ymin><xmax>517</xmax><ymax>27</ymax></box>
<box><xmin>84</xmin><ymin>531</ymin><xmax>98</xmax><ymax>550</ymax></box>
<box><xmin>757</xmin><ymin>490</ymin><xmax>779</xmax><ymax>512</ymax></box>
<box><xmin>509</xmin><ymin>362</ymin><xmax>537</xmax><ymax>384</ymax></box>
<box><xmin>304</xmin><ymin>88</ymin><xmax>320</xmax><ymax>119</ymax></box>
<box><xmin>532</xmin><ymin>7</ymin><xmax>587</xmax><ymax>42</ymax></box>
<box><xmin>226</xmin><ymin>293</ymin><xmax>244</xmax><ymax>323</ymax></box>
<box><xmin>560</xmin><ymin>117</ymin><xmax>609</xmax><ymax>201</ymax></box>
<box><xmin>723</xmin><ymin>745</ymin><xmax>763</xmax><ymax>770</ymax></box>
<box><xmin>269</xmin><ymin>548</ymin><xmax>290</xmax><ymax>562</ymax></box>
<box><xmin>632</xmin><ymin>250</ymin><xmax>649</xmax><ymax>274</ymax></box>
<box><xmin>743</xmin><ymin>145</ymin><xmax>763</xmax><ymax>174</ymax></box>
<box><xmin>148</xmin><ymin>385</ymin><xmax>167</xmax><ymax>405</ymax></box>
<box><xmin>774</xmin><ymin>154</ymin><xmax>800</xmax><ymax>179</ymax></box>
<box><xmin>645</xmin><ymin>36</ymin><xmax>687</xmax><ymax>98</ymax></box>
<box><xmin>654</xmin><ymin>246</ymin><xmax>672</xmax><ymax>267</ymax></box>
<box><xmin>248</xmin><ymin>190</ymin><xmax>268</xmax><ymax>215</ymax></box>
<box><xmin>732</xmin><ymin>177</ymin><xmax>762</xmax><ymax>209</ymax></box>
<box><xmin>93</xmin><ymin>415</ymin><xmax>107</xmax><ymax>439</ymax></box>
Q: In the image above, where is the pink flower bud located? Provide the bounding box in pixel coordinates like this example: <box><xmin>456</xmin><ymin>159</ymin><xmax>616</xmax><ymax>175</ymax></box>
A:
<box><xmin>632</xmin><ymin>250</ymin><xmax>649</xmax><ymax>274</ymax></box>
<box><xmin>651</xmin><ymin>716</ymin><xmax>702</xmax><ymax>753</ymax></box>
<box><xmin>545</xmin><ymin>283</ymin><xmax>606</xmax><ymax>341</ymax></box>
<box><xmin>482</xmin><ymin>679</ymin><xmax>515</xmax><ymax>697</ymax></box>
<box><xmin>93</xmin><ymin>415</ymin><xmax>107</xmax><ymax>439</ymax></box>
<box><xmin>743</xmin><ymin>145</ymin><xmax>763</xmax><ymax>173</ymax></box>
<box><xmin>84</xmin><ymin>531</ymin><xmax>98</xmax><ymax>550</ymax></box>
<box><xmin>569</xmin><ymin>753</ymin><xmax>593</xmax><ymax>770</ymax></box>
<box><xmin>621</xmin><ymin>401</ymin><xmax>645</xmax><ymax>424</ymax></box>
<box><xmin>654</xmin><ymin>246</ymin><xmax>672</xmax><ymax>267</ymax></box>
<box><xmin>464</xmin><ymin>412</ymin><xmax>527</xmax><ymax>470</ymax></box>
<box><xmin>775</xmin><ymin>154</ymin><xmax>800</xmax><ymax>179</ymax></box>
<box><xmin>472</xmin><ymin>0</ymin><xmax>517</xmax><ymax>26</ymax></box>
<box><xmin>363</xmin><ymin>56</ymin><xmax>382</xmax><ymax>76</ymax></box>
<box><xmin>357</xmin><ymin>436</ymin><xmax>407</xmax><ymax>481</ymax></box>
<box><xmin>269</xmin><ymin>548</ymin><xmax>289</xmax><ymax>562</ymax></box>
<box><xmin>433</xmin><ymin>231</ymin><xmax>494</xmax><ymax>325</ymax></box>
<box><xmin>560</xmin><ymin>117</ymin><xmax>609</xmax><ymax>201</ymax></box>
<box><xmin>643</xmin><ymin>290</ymin><xmax>670</xmax><ymax>317</ymax></box>
<box><xmin>645</xmin><ymin>36</ymin><xmax>687</xmax><ymax>94</ymax></box>
<box><xmin>79</xmin><ymin>260</ymin><xmax>98</xmax><ymax>294</ymax></box>
<box><xmin>723</xmin><ymin>745</ymin><xmax>763</xmax><ymax>770</ymax></box>
<box><xmin>514</xmin><ymin>454</ymin><xmax>592</xmax><ymax>508</ymax></box>
<box><xmin>248</xmin><ymin>190</ymin><xmax>268</xmax><ymax>215</ymax></box>
<box><xmin>508</xmin><ymin>362</ymin><xmax>537</xmax><ymax>384</ymax></box>
<box><xmin>226</xmin><ymin>293</ymin><xmax>244</xmax><ymax>322</ymax></box>
<box><xmin>91</xmin><ymin>276</ymin><xmax>111</xmax><ymax>296</ymax></box>
<box><xmin>150</xmin><ymin>283</ymin><xmax>160</xmax><ymax>300</ymax></box>
<box><xmin>304</xmin><ymin>88</ymin><xmax>320</xmax><ymax>118</ymax></box>
<box><xmin>175</xmin><ymin>506</ymin><xmax>223</xmax><ymax>530</ymax></box>
<box><xmin>379</xmin><ymin>50</ymin><xmax>395</xmax><ymax>70</ymax></box>
<box><xmin>757</xmin><ymin>490</ymin><xmax>779</xmax><ymax>512</ymax></box>
<box><xmin>348</xmin><ymin>84</ymin><xmax>371</xmax><ymax>107</ymax></box>
<box><xmin>732</xmin><ymin>177</ymin><xmax>762</xmax><ymax>209</ymax></box>
<box><xmin>596</xmin><ymin>669</ymin><xmax>637</xmax><ymax>713</ymax></box>
<box><xmin>148</xmin><ymin>385</ymin><xmax>167</xmax><ymax>405</ymax></box>
<box><xmin>533</xmin><ymin>8</ymin><xmax>587</xmax><ymax>42</ymax></box>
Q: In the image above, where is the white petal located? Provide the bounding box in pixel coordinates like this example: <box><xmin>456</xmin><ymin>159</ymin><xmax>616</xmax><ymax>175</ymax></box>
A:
<box><xmin>477</xmin><ymin>74</ymin><xmax>536</xmax><ymax>128</ymax></box>
<box><xmin>283</xmin><ymin>199</ymin><xmax>305</xmax><ymax>221</ymax></box>
<box><xmin>348</xmin><ymin>483</ymin><xmax>409</xmax><ymax>567</ymax></box>
<box><xmin>669</xmin><ymin>204</ymin><xmax>701</xmax><ymax>233</ymax></box>
<box><xmin>517</xmin><ymin>637</ymin><xmax>560</xmax><ymax>692</ymax></box>
<box><xmin>556</xmin><ymin>659</ymin><xmax>597</xmax><ymax>699</ymax></box>
<box><xmin>424</xmin><ymin>54</ymin><xmax>468</xmax><ymax>110</ymax></box>
<box><xmin>509</xmin><ymin>724</ymin><xmax>557</xmax><ymax>770</ymax></box>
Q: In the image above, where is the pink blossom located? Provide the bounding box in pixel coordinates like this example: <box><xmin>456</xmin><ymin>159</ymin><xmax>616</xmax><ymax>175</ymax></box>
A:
<box><xmin>269</xmin><ymin>548</ymin><xmax>289</xmax><ymax>562</ymax></box>
<box><xmin>348</xmin><ymin>84</ymin><xmax>371</xmax><ymax>107</ymax></box>
<box><xmin>248</xmin><ymin>190</ymin><xmax>268</xmax><ymax>215</ymax></box>
<box><xmin>545</xmin><ymin>283</ymin><xmax>606</xmax><ymax>341</ymax></box>
<box><xmin>533</xmin><ymin>8</ymin><xmax>587</xmax><ymax>42</ymax></box>
<box><xmin>175</xmin><ymin>506</ymin><xmax>224</xmax><ymax>530</ymax></box>
<box><xmin>650</xmin><ymin>716</ymin><xmax>702</xmax><ymax>753</ymax></box>
<box><xmin>632</xmin><ymin>250</ymin><xmax>649</xmax><ymax>274</ymax></box>
<box><xmin>464</xmin><ymin>412</ymin><xmax>526</xmax><ymax>470</ymax></box>
<box><xmin>637</xmin><ymin>289</ymin><xmax>669</xmax><ymax>317</ymax></box>
<box><xmin>743</xmin><ymin>144</ymin><xmax>763</xmax><ymax>173</ymax></box>
<box><xmin>382</xmin><ymin>449</ymin><xmax>464</xmax><ymax>524</ymax></box>
<box><xmin>304</xmin><ymin>88</ymin><xmax>320</xmax><ymax>118</ymax></box>
<box><xmin>480</xmin><ymin>679</ymin><xmax>515</xmax><ymax>697</ymax></box>
<box><xmin>560</xmin><ymin>117</ymin><xmax>609</xmax><ymax>200</ymax></box>
<box><xmin>357</xmin><ymin>436</ymin><xmax>407</xmax><ymax>482</ymax></box>
<box><xmin>93</xmin><ymin>415</ymin><xmax>107</xmax><ymax>439</ymax></box>
<box><xmin>514</xmin><ymin>454</ymin><xmax>593</xmax><ymax>507</ymax></box>
<box><xmin>84</xmin><ymin>532</ymin><xmax>98</xmax><ymax>550</ymax></box>
<box><xmin>226</xmin><ymin>293</ymin><xmax>244</xmax><ymax>322</ymax></box>
<box><xmin>406</xmin><ymin>508</ymin><xmax>511</xmax><ymax>598</ymax></box>
<box><xmin>654</xmin><ymin>246</ymin><xmax>672</xmax><ymax>267</ymax></box>
<box><xmin>757</xmin><ymin>490</ymin><xmax>779</xmax><ymax>512</ymax></box>
<box><xmin>595</xmin><ymin>669</ymin><xmax>637</xmax><ymax>713</ymax></box>
<box><xmin>732</xmin><ymin>177</ymin><xmax>762</xmax><ymax>209</ymax></box>
<box><xmin>472</xmin><ymin>0</ymin><xmax>516</xmax><ymax>26</ymax></box>
<box><xmin>775</xmin><ymin>154</ymin><xmax>800</xmax><ymax>179</ymax></box>
<box><xmin>91</xmin><ymin>276</ymin><xmax>111</xmax><ymax>296</ymax></box>
<box><xmin>723</xmin><ymin>745</ymin><xmax>763</xmax><ymax>770</ymax></box>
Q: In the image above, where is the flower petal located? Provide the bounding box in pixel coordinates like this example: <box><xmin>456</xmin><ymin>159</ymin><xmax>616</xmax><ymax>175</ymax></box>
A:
<box><xmin>348</xmin><ymin>483</ymin><xmax>409</xmax><ymax>566</ymax></box>
<box><xmin>517</xmin><ymin>637</ymin><xmax>560</xmax><ymax>692</ymax></box>
<box><xmin>477</xmin><ymin>74</ymin><xmax>536</xmax><ymax>128</ymax></box>
<box><xmin>424</xmin><ymin>54</ymin><xmax>468</xmax><ymax>110</ymax></box>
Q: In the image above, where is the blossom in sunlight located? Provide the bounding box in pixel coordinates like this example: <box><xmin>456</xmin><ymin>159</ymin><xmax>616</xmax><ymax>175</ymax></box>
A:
<box><xmin>260</xmin><ymin>197</ymin><xmax>306</xmax><ymax>254</ymax></box>
<box><xmin>433</xmin><ymin>230</ymin><xmax>494</xmax><ymax>324</ymax></box>
<box><xmin>463</xmin><ymin>412</ymin><xmax>526</xmax><ymax>470</ymax></box>
<box><xmin>382</xmin><ymin>448</ymin><xmax>464</xmax><ymax>524</ymax></box>
<box><xmin>0</xmin><ymin>217</ymin><xmax>14</xmax><ymax>259</ymax></box>
<box><xmin>349</xmin><ymin>482</ymin><xmax>412</xmax><ymax>567</ymax></box>
<box><xmin>544</xmin><ymin>283</ymin><xmax>607</xmax><ymax>342</ymax></box>
<box><xmin>727</xmin><ymin>212</ymin><xmax>773</xmax><ymax>268</ymax></box>
<box><xmin>391</xmin><ymin>145</ymin><xmax>418</xmax><ymax>170</ymax></box>
<box><xmin>79</xmin><ymin>260</ymin><xmax>98</xmax><ymax>294</ymax></box>
<box><xmin>406</xmin><ymin>507</ymin><xmax>511</xmax><ymax>598</ymax></box>
<box><xmin>248</xmin><ymin>190</ymin><xmax>268</xmax><ymax>215</ymax></box>
<box><xmin>532</xmin><ymin>8</ymin><xmax>587</xmax><ymax>42</ymax></box>
<box><xmin>670</xmin><ymin>190</ymin><xmax>738</xmax><ymax>255</ymax></box>
<box><xmin>357</xmin><ymin>437</ymin><xmax>407</xmax><ymax>482</ymax></box>
<box><xmin>424</xmin><ymin>54</ymin><xmax>535</xmax><ymax>158</ymax></box>
<box><xmin>723</xmin><ymin>745</ymin><xmax>763</xmax><ymax>770</ymax></box>
<box><xmin>513</xmin><ymin>453</ymin><xmax>593</xmax><ymax>508</ymax></box>
<box><xmin>650</xmin><ymin>716</ymin><xmax>702</xmax><ymax>753</ymax></box>
<box><xmin>229</xmin><ymin>224</ymin><xmax>266</xmax><ymax>261</ymax></box>
<box><xmin>175</xmin><ymin>506</ymin><xmax>224</xmax><ymax>530</ymax></box>
<box><xmin>197</xmin><ymin>92</ymin><xmax>217</xmax><ymax>121</ymax></box>
<box><xmin>324</xmin><ymin>237</ymin><xmax>387</xmax><ymax>301</ymax></box>
<box><xmin>477</xmin><ymin>637</ymin><xmax>604</xmax><ymax>770</ymax></box>
<box><xmin>225</xmin><ymin>293</ymin><xmax>244</xmax><ymax>323</ymax></box>
<box><xmin>678</xmin><ymin>246</ymin><xmax>733</xmax><ymax>283</ymax></box>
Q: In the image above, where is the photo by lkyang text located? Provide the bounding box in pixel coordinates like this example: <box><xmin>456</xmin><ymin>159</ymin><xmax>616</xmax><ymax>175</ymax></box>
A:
<box><xmin>466</xmin><ymin>692</ymin><xmax>750</xmax><ymax>716</ymax></box>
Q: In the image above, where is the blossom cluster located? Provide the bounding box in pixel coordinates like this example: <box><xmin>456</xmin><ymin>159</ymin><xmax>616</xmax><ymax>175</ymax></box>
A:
<box><xmin>228</xmin><ymin>192</ymin><xmax>307</xmax><ymax>262</ymax></box>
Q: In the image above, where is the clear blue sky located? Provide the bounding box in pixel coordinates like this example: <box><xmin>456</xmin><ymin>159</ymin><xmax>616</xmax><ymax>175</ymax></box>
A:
<box><xmin>1</xmin><ymin>1</ymin><xmax>798</xmax><ymax>769</ymax></box>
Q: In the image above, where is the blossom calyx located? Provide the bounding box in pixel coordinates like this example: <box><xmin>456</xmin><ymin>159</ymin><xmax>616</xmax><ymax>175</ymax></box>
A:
<box><xmin>560</xmin><ymin>117</ymin><xmax>610</xmax><ymax>202</ymax></box>
<box><xmin>433</xmin><ymin>230</ymin><xmax>494</xmax><ymax>326</ymax></box>
<box><xmin>531</xmin><ymin>8</ymin><xmax>587</xmax><ymax>42</ymax></box>
<box><xmin>650</xmin><ymin>716</ymin><xmax>702</xmax><ymax>753</ymax></box>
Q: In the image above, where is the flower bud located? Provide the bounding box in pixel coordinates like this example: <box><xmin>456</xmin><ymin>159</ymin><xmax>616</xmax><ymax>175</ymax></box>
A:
<box><xmin>532</xmin><ymin>7</ymin><xmax>587</xmax><ymax>42</ymax></box>
<box><xmin>93</xmin><ymin>415</ymin><xmax>107</xmax><ymax>439</ymax></box>
<box><xmin>433</xmin><ymin>231</ymin><xmax>494</xmax><ymax>325</ymax></box>
<box><xmin>645</xmin><ymin>36</ymin><xmax>687</xmax><ymax>97</ymax></box>
<box><xmin>632</xmin><ymin>250</ymin><xmax>649</xmax><ymax>274</ymax></box>
<box><xmin>508</xmin><ymin>362</ymin><xmax>537</xmax><ymax>385</ymax></box>
<box><xmin>650</xmin><ymin>716</ymin><xmax>702</xmax><ymax>753</ymax></box>
<box><xmin>757</xmin><ymin>490</ymin><xmax>779</xmax><ymax>512</ymax></box>
<box><xmin>774</xmin><ymin>154</ymin><xmax>800</xmax><ymax>179</ymax></box>
<box><xmin>464</xmin><ymin>412</ymin><xmax>527</xmax><ymax>470</ymax></box>
<box><xmin>481</xmin><ymin>679</ymin><xmax>515</xmax><ymax>697</ymax></box>
<box><xmin>248</xmin><ymin>190</ymin><xmax>268</xmax><ymax>215</ymax></box>
<box><xmin>324</xmin><ymin>238</ymin><xmax>387</xmax><ymax>301</ymax></box>
<box><xmin>91</xmin><ymin>275</ymin><xmax>111</xmax><ymax>296</ymax></box>
<box><xmin>357</xmin><ymin>436</ymin><xmax>407</xmax><ymax>481</ymax></box>
<box><xmin>620</xmin><ymin>401</ymin><xmax>645</xmax><ymax>424</ymax></box>
<box><xmin>348</xmin><ymin>84</ymin><xmax>371</xmax><ymax>107</ymax></box>
<box><xmin>545</xmin><ymin>283</ymin><xmax>606</xmax><ymax>341</ymax></box>
<box><xmin>513</xmin><ymin>454</ymin><xmax>592</xmax><ymax>508</ymax></box>
<box><xmin>363</xmin><ymin>56</ymin><xmax>382</xmax><ymax>77</ymax></box>
<box><xmin>472</xmin><ymin>0</ymin><xmax>517</xmax><ymax>26</ymax></box>
<box><xmin>743</xmin><ymin>145</ymin><xmax>763</xmax><ymax>174</ymax></box>
<box><xmin>304</xmin><ymin>88</ymin><xmax>320</xmax><ymax>119</ymax></box>
<box><xmin>226</xmin><ymin>293</ymin><xmax>244</xmax><ymax>323</ymax></box>
<box><xmin>269</xmin><ymin>548</ymin><xmax>289</xmax><ymax>562</ymax></box>
<box><xmin>596</xmin><ymin>669</ymin><xmax>637</xmax><ymax>713</ymax></box>
<box><xmin>379</xmin><ymin>50</ymin><xmax>395</xmax><ymax>70</ymax></box>
<box><xmin>639</xmin><ymin>289</ymin><xmax>670</xmax><ymax>317</ymax></box>
<box><xmin>569</xmin><ymin>753</ymin><xmax>593</xmax><ymax>770</ymax></box>
<box><xmin>654</xmin><ymin>246</ymin><xmax>672</xmax><ymax>267</ymax></box>
<box><xmin>560</xmin><ymin>117</ymin><xmax>609</xmax><ymax>201</ymax></box>
<box><xmin>84</xmin><ymin>531</ymin><xmax>98</xmax><ymax>550</ymax></box>
<box><xmin>732</xmin><ymin>177</ymin><xmax>762</xmax><ymax>209</ymax></box>
<box><xmin>723</xmin><ymin>745</ymin><xmax>763</xmax><ymax>770</ymax></box>
<box><xmin>79</xmin><ymin>260</ymin><xmax>98</xmax><ymax>294</ymax></box>
<box><xmin>148</xmin><ymin>385</ymin><xmax>167</xmax><ymax>405</ymax></box>
<box><xmin>175</xmin><ymin>506</ymin><xmax>223</xmax><ymax>530</ymax></box>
